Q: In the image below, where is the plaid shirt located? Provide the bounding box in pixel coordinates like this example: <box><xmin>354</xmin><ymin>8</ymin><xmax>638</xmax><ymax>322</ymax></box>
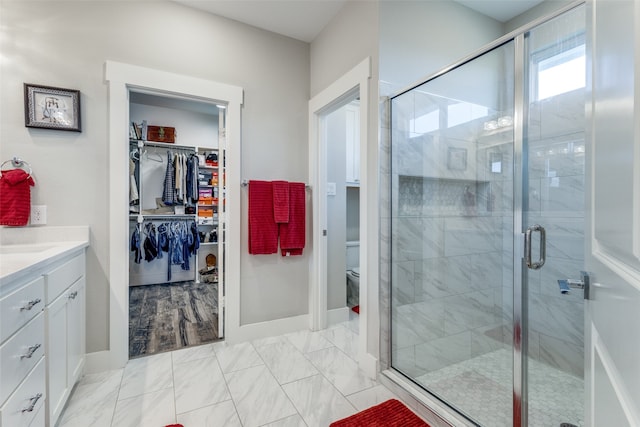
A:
<box><xmin>162</xmin><ymin>151</ymin><xmax>177</xmax><ymax>205</ymax></box>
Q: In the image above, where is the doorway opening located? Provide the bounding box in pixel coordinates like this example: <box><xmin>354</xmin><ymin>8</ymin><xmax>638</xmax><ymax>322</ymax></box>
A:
<box><xmin>309</xmin><ymin>57</ymin><xmax>375</xmax><ymax>377</ymax></box>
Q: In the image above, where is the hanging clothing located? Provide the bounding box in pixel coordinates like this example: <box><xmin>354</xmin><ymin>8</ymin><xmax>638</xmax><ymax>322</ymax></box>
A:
<box><xmin>130</xmin><ymin>225</ymin><xmax>142</xmax><ymax>264</ymax></box>
<box><xmin>189</xmin><ymin>221</ymin><xmax>200</xmax><ymax>254</ymax></box>
<box><xmin>163</xmin><ymin>151</ymin><xmax>177</xmax><ymax>205</ymax></box>
<box><xmin>157</xmin><ymin>223</ymin><xmax>168</xmax><ymax>259</ymax></box>
<box><xmin>186</xmin><ymin>154</ymin><xmax>199</xmax><ymax>204</ymax></box>
<box><xmin>143</xmin><ymin>222</ymin><xmax>158</xmax><ymax>262</ymax></box>
<box><xmin>129</xmin><ymin>157</ymin><xmax>139</xmax><ymax>204</ymax></box>
<box><xmin>174</xmin><ymin>153</ymin><xmax>182</xmax><ymax>203</ymax></box>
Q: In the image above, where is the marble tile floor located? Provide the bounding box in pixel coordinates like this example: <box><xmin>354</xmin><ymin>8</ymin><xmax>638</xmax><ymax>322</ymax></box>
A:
<box><xmin>415</xmin><ymin>348</ymin><xmax>584</xmax><ymax>427</ymax></box>
<box><xmin>58</xmin><ymin>314</ymin><xmax>405</xmax><ymax>427</ymax></box>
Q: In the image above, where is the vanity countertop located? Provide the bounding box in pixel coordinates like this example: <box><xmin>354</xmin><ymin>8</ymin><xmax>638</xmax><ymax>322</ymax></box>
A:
<box><xmin>0</xmin><ymin>226</ymin><xmax>89</xmax><ymax>288</ymax></box>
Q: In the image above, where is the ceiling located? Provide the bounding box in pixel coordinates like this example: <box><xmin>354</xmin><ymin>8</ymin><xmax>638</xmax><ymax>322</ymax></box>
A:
<box><xmin>173</xmin><ymin>0</ymin><xmax>545</xmax><ymax>43</ymax></box>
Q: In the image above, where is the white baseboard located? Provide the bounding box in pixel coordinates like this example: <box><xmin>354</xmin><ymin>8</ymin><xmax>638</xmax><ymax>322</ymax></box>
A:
<box><xmin>83</xmin><ymin>350</ymin><xmax>113</xmax><ymax>374</ymax></box>
<box><xmin>358</xmin><ymin>350</ymin><xmax>379</xmax><ymax>379</ymax></box>
<box><xmin>227</xmin><ymin>314</ymin><xmax>310</xmax><ymax>344</ymax></box>
<box><xmin>327</xmin><ymin>307</ymin><xmax>350</xmax><ymax>327</ymax></box>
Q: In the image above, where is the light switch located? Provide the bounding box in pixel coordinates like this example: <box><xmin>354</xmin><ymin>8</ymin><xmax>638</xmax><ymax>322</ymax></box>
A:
<box><xmin>327</xmin><ymin>182</ymin><xmax>337</xmax><ymax>196</ymax></box>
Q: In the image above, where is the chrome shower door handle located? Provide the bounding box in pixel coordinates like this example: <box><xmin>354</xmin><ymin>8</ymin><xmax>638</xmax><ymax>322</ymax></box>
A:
<box><xmin>525</xmin><ymin>224</ymin><xmax>546</xmax><ymax>270</ymax></box>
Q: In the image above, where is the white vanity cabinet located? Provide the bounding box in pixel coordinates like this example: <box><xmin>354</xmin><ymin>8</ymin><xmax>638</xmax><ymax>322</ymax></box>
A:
<box><xmin>0</xmin><ymin>277</ymin><xmax>46</xmax><ymax>427</ymax></box>
<box><xmin>44</xmin><ymin>253</ymin><xmax>86</xmax><ymax>427</ymax></box>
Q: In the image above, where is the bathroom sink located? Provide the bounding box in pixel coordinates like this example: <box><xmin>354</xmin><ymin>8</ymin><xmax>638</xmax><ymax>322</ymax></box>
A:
<box><xmin>0</xmin><ymin>244</ymin><xmax>56</xmax><ymax>255</ymax></box>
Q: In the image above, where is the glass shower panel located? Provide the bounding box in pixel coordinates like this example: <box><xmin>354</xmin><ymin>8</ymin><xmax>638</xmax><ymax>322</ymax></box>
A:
<box><xmin>523</xmin><ymin>5</ymin><xmax>586</xmax><ymax>427</ymax></box>
<box><xmin>390</xmin><ymin>41</ymin><xmax>515</xmax><ymax>426</ymax></box>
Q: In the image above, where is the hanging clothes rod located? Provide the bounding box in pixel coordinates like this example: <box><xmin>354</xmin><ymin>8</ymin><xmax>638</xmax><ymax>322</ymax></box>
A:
<box><xmin>241</xmin><ymin>180</ymin><xmax>310</xmax><ymax>189</ymax></box>
<box><xmin>130</xmin><ymin>214</ymin><xmax>197</xmax><ymax>223</ymax></box>
<box><xmin>133</xmin><ymin>140</ymin><xmax>197</xmax><ymax>152</ymax></box>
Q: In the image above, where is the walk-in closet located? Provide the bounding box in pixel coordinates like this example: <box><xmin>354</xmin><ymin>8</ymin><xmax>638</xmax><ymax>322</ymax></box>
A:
<box><xmin>127</xmin><ymin>91</ymin><xmax>226</xmax><ymax>359</ymax></box>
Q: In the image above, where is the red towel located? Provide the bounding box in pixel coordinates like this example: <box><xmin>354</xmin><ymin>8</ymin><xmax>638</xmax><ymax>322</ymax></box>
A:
<box><xmin>279</xmin><ymin>182</ymin><xmax>305</xmax><ymax>256</ymax></box>
<box><xmin>0</xmin><ymin>169</ymin><xmax>35</xmax><ymax>226</ymax></box>
<box><xmin>248</xmin><ymin>180</ymin><xmax>278</xmax><ymax>254</ymax></box>
<box><xmin>272</xmin><ymin>180</ymin><xmax>289</xmax><ymax>223</ymax></box>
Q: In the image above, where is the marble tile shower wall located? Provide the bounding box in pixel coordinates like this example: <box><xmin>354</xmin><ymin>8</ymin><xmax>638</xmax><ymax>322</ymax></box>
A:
<box><xmin>527</xmin><ymin>120</ymin><xmax>585</xmax><ymax>379</ymax></box>
<box><xmin>387</xmin><ymin>99</ymin><xmax>511</xmax><ymax>379</ymax></box>
<box><xmin>517</xmin><ymin>90</ymin><xmax>586</xmax><ymax>378</ymax></box>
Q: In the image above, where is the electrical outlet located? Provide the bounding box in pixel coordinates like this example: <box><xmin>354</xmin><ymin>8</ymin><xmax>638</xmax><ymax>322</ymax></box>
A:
<box><xmin>31</xmin><ymin>205</ymin><xmax>47</xmax><ymax>225</ymax></box>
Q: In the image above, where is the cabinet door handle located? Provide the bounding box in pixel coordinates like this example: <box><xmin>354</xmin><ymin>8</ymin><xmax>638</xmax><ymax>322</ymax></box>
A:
<box><xmin>20</xmin><ymin>343</ymin><xmax>42</xmax><ymax>360</ymax></box>
<box><xmin>68</xmin><ymin>291</ymin><xmax>78</xmax><ymax>300</ymax></box>
<box><xmin>20</xmin><ymin>298</ymin><xmax>41</xmax><ymax>311</ymax></box>
<box><xmin>21</xmin><ymin>393</ymin><xmax>43</xmax><ymax>413</ymax></box>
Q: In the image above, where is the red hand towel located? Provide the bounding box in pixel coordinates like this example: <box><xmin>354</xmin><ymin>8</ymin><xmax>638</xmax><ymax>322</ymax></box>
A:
<box><xmin>0</xmin><ymin>169</ymin><xmax>35</xmax><ymax>226</ymax></box>
<box><xmin>248</xmin><ymin>180</ymin><xmax>278</xmax><ymax>254</ymax></box>
<box><xmin>272</xmin><ymin>180</ymin><xmax>289</xmax><ymax>223</ymax></box>
<box><xmin>279</xmin><ymin>182</ymin><xmax>306</xmax><ymax>256</ymax></box>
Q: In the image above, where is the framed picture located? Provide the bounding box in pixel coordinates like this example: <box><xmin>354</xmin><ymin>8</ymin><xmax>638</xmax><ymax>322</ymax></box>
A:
<box><xmin>447</xmin><ymin>147</ymin><xmax>467</xmax><ymax>171</ymax></box>
<box><xmin>24</xmin><ymin>83</ymin><xmax>81</xmax><ymax>132</ymax></box>
<box><xmin>490</xmin><ymin>152</ymin><xmax>503</xmax><ymax>174</ymax></box>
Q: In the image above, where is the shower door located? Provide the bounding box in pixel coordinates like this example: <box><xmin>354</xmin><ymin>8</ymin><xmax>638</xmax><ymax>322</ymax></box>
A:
<box><xmin>522</xmin><ymin>7</ymin><xmax>586</xmax><ymax>427</ymax></box>
<box><xmin>390</xmin><ymin>40</ymin><xmax>517</xmax><ymax>426</ymax></box>
<box><xmin>389</xmin><ymin>5</ymin><xmax>586</xmax><ymax>427</ymax></box>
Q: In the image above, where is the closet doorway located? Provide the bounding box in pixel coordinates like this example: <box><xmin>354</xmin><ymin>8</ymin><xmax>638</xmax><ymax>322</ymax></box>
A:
<box><xmin>127</xmin><ymin>92</ymin><xmax>225</xmax><ymax>359</ymax></box>
<box><xmin>105</xmin><ymin>61</ymin><xmax>243</xmax><ymax>370</ymax></box>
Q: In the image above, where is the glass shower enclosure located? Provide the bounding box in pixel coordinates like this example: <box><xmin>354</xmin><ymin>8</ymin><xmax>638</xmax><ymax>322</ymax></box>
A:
<box><xmin>388</xmin><ymin>5</ymin><xmax>585</xmax><ymax>427</ymax></box>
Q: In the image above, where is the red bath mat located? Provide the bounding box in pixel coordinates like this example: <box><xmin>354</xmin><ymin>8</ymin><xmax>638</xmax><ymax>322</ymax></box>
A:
<box><xmin>330</xmin><ymin>399</ymin><xmax>430</xmax><ymax>427</ymax></box>
<box><xmin>351</xmin><ymin>305</ymin><xmax>359</xmax><ymax>314</ymax></box>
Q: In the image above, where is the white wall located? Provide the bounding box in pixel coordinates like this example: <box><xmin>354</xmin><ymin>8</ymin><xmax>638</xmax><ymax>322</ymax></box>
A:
<box><xmin>0</xmin><ymin>0</ymin><xmax>310</xmax><ymax>351</ymax></box>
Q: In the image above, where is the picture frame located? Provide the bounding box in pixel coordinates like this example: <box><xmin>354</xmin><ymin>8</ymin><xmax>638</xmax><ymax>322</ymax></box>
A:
<box><xmin>490</xmin><ymin>152</ymin><xmax>503</xmax><ymax>174</ymax></box>
<box><xmin>24</xmin><ymin>83</ymin><xmax>81</xmax><ymax>132</ymax></box>
<box><xmin>447</xmin><ymin>147</ymin><xmax>467</xmax><ymax>171</ymax></box>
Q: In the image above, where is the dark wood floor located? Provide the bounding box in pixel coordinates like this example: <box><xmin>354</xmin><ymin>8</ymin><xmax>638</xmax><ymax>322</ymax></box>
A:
<box><xmin>129</xmin><ymin>281</ymin><xmax>219</xmax><ymax>359</ymax></box>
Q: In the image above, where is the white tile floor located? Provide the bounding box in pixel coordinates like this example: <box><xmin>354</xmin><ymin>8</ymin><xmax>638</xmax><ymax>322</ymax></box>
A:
<box><xmin>57</xmin><ymin>315</ymin><xmax>400</xmax><ymax>427</ymax></box>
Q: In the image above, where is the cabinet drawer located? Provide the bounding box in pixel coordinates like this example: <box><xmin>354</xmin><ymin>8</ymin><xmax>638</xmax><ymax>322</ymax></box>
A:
<box><xmin>45</xmin><ymin>254</ymin><xmax>85</xmax><ymax>304</ymax></box>
<box><xmin>0</xmin><ymin>313</ymin><xmax>45</xmax><ymax>405</ymax></box>
<box><xmin>28</xmin><ymin>399</ymin><xmax>45</xmax><ymax>427</ymax></box>
<box><xmin>0</xmin><ymin>357</ymin><xmax>45</xmax><ymax>427</ymax></box>
<box><xmin>0</xmin><ymin>276</ymin><xmax>44</xmax><ymax>344</ymax></box>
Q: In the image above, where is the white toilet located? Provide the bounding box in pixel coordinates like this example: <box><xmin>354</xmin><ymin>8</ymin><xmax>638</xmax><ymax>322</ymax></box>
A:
<box><xmin>346</xmin><ymin>242</ymin><xmax>360</xmax><ymax>308</ymax></box>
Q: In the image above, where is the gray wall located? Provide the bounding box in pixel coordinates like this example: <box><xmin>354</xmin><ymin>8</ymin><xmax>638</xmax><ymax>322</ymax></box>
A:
<box><xmin>504</xmin><ymin>0</ymin><xmax>576</xmax><ymax>33</ymax></box>
<box><xmin>0</xmin><ymin>0</ymin><xmax>310</xmax><ymax>351</ymax></box>
<box><xmin>379</xmin><ymin>0</ymin><xmax>504</xmax><ymax>96</ymax></box>
<box><xmin>310</xmin><ymin>0</ymin><xmax>380</xmax><ymax>355</ymax></box>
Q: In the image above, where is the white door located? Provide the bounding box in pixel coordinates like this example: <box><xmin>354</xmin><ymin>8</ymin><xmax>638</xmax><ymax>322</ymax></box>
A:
<box><xmin>585</xmin><ymin>0</ymin><xmax>640</xmax><ymax>425</ymax></box>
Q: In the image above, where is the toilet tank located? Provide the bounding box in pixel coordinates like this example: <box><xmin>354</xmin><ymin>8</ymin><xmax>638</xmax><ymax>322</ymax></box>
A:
<box><xmin>346</xmin><ymin>241</ymin><xmax>360</xmax><ymax>270</ymax></box>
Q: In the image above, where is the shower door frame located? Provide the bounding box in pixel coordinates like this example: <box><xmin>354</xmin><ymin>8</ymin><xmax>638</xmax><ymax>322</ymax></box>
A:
<box><xmin>380</xmin><ymin>2</ymin><xmax>586</xmax><ymax>426</ymax></box>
